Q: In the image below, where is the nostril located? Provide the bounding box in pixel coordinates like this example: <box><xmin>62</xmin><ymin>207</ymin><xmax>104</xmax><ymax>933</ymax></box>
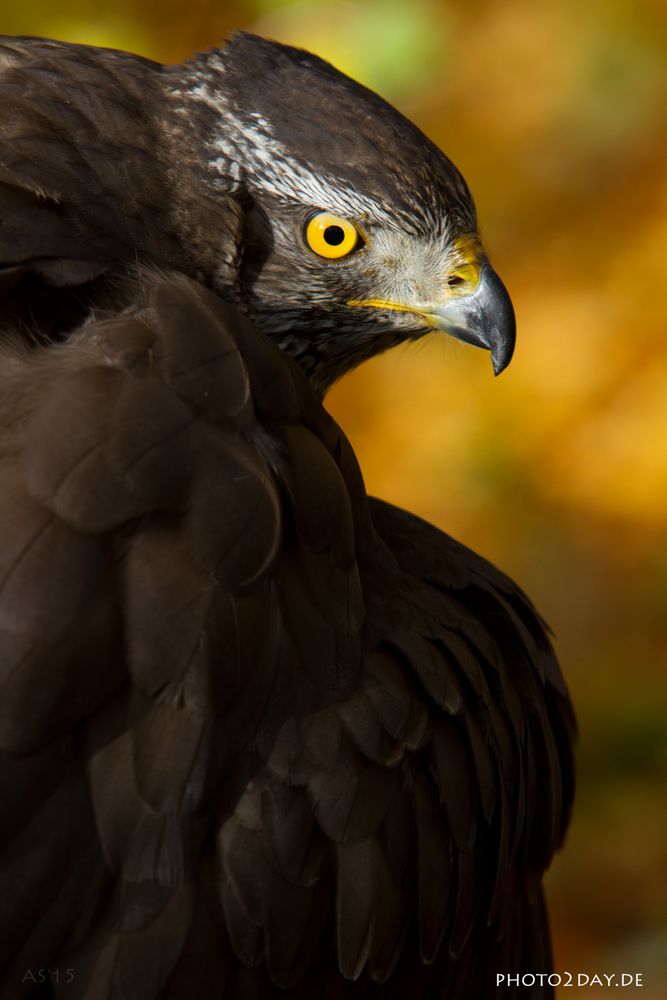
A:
<box><xmin>447</xmin><ymin>275</ymin><xmax>465</xmax><ymax>287</ymax></box>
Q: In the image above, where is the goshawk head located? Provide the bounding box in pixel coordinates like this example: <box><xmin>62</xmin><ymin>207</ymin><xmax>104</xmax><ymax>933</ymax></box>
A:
<box><xmin>165</xmin><ymin>33</ymin><xmax>515</xmax><ymax>394</ymax></box>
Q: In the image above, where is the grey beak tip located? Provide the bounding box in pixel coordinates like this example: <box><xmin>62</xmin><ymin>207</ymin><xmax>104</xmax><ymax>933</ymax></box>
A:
<box><xmin>491</xmin><ymin>336</ymin><xmax>515</xmax><ymax>376</ymax></box>
<box><xmin>428</xmin><ymin>261</ymin><xmax>517</xmax><ymax>375</ymax></box>
<box><xmin>485</xmin><ymin>266</ymin><xmax>516</xmax><ymax>376</ymax></box>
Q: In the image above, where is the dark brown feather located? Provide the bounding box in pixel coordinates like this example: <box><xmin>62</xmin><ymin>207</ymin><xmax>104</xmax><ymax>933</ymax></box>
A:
<box><xmin>0</xmin><ymin>275</ymin><xmax>575</xmax><ymax>1000</ymax></box>
<box><xmin>0</xmin><ymin>32</ymin><xmax>574</xmax><ymax>1000</ymax></box>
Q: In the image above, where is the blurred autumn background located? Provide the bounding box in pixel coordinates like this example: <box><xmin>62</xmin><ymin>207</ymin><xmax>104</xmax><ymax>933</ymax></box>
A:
<box><xmin>2</xmin><ymin>0</ymin><xmax>666</xmax><ymax>994</ymax></box>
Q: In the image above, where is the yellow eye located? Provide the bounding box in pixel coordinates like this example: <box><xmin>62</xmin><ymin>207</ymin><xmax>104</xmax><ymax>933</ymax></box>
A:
<box><xmin>304</xmin><ymin>211</ymin><xmax>361</xmax><ymax>259</ymax></box>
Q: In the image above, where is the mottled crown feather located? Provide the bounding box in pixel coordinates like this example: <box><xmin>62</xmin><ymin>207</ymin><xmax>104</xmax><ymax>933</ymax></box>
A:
<box><xmin>180</xmin><ymin>32</ymin><xmax>476</xmax><ymax>234</ymax></box>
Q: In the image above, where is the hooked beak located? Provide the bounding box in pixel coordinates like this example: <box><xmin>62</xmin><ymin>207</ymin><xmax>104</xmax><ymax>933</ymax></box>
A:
<box><xmin>427</xmin><ymin>263</ymin><xmax>516</xmax><ymax>375</ymax></box>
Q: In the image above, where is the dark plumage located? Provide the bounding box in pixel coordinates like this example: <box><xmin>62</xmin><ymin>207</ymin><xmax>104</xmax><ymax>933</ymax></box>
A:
<box><xmin>0</xmin><ymin>32</ymin><xmax>574</xmax><ymax>999</ymax></box>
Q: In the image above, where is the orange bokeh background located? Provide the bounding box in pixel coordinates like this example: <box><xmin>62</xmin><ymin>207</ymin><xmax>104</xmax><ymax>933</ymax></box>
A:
<box><xmin>1</xmin><ymin>1</ymin><xmax>666</xmax><ymax>995</ymax></box>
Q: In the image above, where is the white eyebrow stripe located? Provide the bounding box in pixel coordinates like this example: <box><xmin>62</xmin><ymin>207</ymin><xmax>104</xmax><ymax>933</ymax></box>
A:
<box><xmin>176</xmin><ymin>81</ymin><xmax>413</xmax><ymax>228</ymax></box>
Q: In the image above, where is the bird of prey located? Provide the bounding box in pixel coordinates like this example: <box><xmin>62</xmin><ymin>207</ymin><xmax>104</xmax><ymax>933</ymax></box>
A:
<box><xmin>0</xmin><ymin>32</ymin><xmax>574</xmax><ymax>1000</ymax></box>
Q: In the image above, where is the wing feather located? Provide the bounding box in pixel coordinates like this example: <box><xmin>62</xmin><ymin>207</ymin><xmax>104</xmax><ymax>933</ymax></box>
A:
<box><xmin>0</xmin><ymin>256</ymin><xmax>574</xmax><ymax>998</ymax></box>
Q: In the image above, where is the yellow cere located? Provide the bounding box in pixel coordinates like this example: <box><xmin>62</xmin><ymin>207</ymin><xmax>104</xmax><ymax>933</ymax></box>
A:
<box><xmin>447</xmin><ymin>236</ymin><xmax>482</xmax><ymax>295</ymax></box>
<box><xmin>304</xmin><ymin>211</ymin><xmax>361</xmax><ymax>259</ymax></box>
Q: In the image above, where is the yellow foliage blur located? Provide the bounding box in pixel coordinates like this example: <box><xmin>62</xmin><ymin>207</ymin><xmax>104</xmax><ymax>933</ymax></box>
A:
<box><xmin>1</xmin><ymin>0</ymin><xmax>666</xmax><ymax>992</ymax></box>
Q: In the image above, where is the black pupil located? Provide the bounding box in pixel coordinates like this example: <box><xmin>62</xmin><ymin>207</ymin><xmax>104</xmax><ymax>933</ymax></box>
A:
<box><xmin>324</xmin><ymin>225</ymin><xmax>345</xmax><ymax>246</ymax></box>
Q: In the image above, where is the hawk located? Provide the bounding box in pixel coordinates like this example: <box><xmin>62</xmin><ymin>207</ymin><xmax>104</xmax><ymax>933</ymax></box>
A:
<box><xmin>0</xmin><ymin>32</ymin><xmax>574</xmax><ymax>999</ymax></box>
